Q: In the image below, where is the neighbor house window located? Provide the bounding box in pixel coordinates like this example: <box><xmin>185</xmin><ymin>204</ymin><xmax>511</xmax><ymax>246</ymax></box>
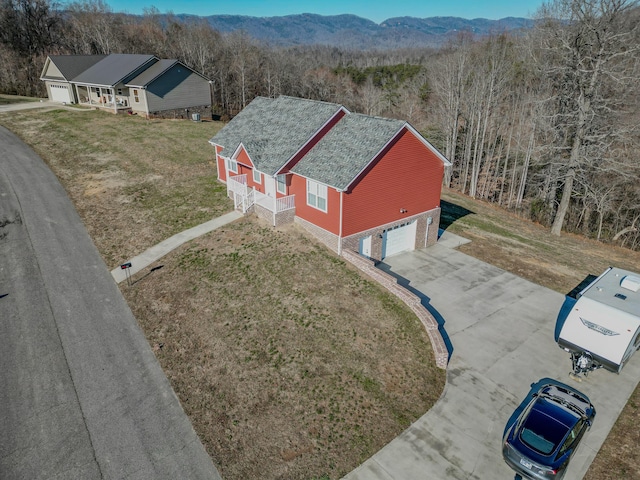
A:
<box><xmin>133</xmin><ymin>89</ymin><xmax>139</xmax><ymax>103</ymax></box>
<box><xmin>117</xmin><ymin>88</ymin><xmax>123</xmax><ymax>95</ymax></box>
<box><xmin>307</xmin><ymin>179</ymin><xmax>327</xmax><ymax>212</ymax></box>
<box><xmin>277</xmin><ymin>174</ymin><xmax>286</xmax><ymax>194</ymax></box>
<box><xmin>253</xmin><ymin>169</ymin><xmax>261</xmax><ymax>184</ymax></box>
<box><xmin>225</xmin><ymin>157</ymin><xmax>237</xmax><ymax>174</ymax></box>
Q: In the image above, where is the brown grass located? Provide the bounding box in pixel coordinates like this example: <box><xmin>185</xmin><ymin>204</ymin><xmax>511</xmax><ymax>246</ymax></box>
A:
<box><xmin>1</xmin><ymin>107</ymin><xmax>445</xmax><ymax>479</ymax></box>
<box><xmin>2</xmin><ymin>105</ymin><xmax>638</xmax><ymax>479</ymax></box>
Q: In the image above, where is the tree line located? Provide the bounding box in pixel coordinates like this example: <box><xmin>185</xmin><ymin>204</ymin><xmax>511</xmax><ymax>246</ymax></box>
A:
<box><xmin>1</xmin><ymin>0</ymin><xmax>639</xmax><ymax>248</ymax></box>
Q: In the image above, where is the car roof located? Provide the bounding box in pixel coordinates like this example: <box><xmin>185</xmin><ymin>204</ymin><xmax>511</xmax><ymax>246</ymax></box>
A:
<box><xmin>515</xmin><ymin>390</ymin><xmax>582</xmax><ymax>457</ymax></box>
<box><xmin>534</xmin><ymin>395</ymin><xmax>580</xmax><ymax>427</ymax></box>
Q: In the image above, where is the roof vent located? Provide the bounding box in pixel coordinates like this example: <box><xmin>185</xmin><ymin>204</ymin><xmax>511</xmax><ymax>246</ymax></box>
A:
<box><xmin>620</xmin><ymin>275</ymin><xmax>640</xmax><ymax>292</ymax></box>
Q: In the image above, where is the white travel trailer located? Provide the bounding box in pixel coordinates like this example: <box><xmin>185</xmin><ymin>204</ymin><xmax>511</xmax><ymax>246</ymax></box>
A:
<box><xmin>558</xmin><ymin>267</ymin><xmax>640</xmax><ymax>377</ymax></box>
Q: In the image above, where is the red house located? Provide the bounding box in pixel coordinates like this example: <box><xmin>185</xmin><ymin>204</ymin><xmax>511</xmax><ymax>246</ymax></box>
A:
<box><xmin>209</xmin><ymin>96</ymin><xmax>450</xmax><ymax>261</ymax></box>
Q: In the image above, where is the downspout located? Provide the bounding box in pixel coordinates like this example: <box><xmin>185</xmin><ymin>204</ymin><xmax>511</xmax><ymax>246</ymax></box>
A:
<box><xmin>338</xmin><ymin>190</ymin><xmax>344</xmax><ymax>256</ymax></box>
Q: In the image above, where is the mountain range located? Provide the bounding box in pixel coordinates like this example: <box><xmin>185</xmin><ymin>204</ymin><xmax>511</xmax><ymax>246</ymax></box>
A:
<box><xmin>176</xmin><ymin>13</ymin><xmax>535</xmax><ymax>50</ymax></box>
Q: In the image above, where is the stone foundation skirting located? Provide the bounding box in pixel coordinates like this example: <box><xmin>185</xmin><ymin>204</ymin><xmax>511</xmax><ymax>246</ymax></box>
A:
<box><xmin>294</xmin><ymin>217</ymin><xmax>340</xmax><ymax>253</ymax></box>
<box><xmin>147</xmin><ymin>105</ymin><xmax>212</xmax><ymax>120</ymax></box>
<box><xmin>342</xmin><ymin>249</ymin><xmax>449</xmax><ymax>369</ymax></box>
<box><xmin>253</xmin><ymin>204</ymin><xmax>296</xmax><ymax>227</ymax></box>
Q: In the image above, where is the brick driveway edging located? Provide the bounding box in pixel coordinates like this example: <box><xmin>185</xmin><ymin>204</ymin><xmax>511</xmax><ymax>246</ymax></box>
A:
<box><xmin>342</xmin><ymin>250</ymin><xmax>449</xmax><ymax>369</ymax></box>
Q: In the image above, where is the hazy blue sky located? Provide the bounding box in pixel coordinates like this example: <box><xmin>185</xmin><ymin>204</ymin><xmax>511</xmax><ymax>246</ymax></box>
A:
<box><xmin>101</xmin><ymin>0</ymin><xmax>545</xmax><ymax>23</ymax></box>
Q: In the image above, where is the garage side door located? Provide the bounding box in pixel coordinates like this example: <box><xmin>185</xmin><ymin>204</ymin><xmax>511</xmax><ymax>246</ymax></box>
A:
<box><xmin>50</xmin><ymin>83</ymin><xmax>72</xmax><ymax>103</ymax></box>
<box><xmin>382</xmin><ymin>220</ymin><xmax>417</xmax><ymax>259</ymax></box>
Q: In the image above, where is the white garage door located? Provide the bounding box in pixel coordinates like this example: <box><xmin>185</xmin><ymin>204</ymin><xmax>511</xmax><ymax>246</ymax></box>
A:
<box><xmin>50</xmin><ymin>83</ymin><xmax>72</xmax><ymax>103</ymax></box>
<box><xmin>382</xmin><ymin>220</ymin><xmax>417</xmax><ymax>259</ymax></box>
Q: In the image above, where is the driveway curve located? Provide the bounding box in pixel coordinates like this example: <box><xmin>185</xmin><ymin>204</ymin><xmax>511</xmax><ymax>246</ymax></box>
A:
<box><xmin>0</xmin><ymin>126</ymin><xmax>220</xmax><ymax>479</ymax></box>
<box><xmin>344</xmin><ymin>244</ymin><xmax>640</xmax><ymax>480</ymax></box>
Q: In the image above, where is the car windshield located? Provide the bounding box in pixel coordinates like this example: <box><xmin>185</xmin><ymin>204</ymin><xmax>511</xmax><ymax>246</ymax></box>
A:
<box><xmin>520</xmin><ymin>408</ymin><xmax>569</xmax><ymax>455</ymax></box>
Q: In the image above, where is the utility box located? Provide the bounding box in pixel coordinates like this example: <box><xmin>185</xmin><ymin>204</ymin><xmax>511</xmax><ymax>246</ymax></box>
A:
<box><xmin>558</xmin><ymin>266</ymin><xmax>640</xmax><ymax>376</ymax></box>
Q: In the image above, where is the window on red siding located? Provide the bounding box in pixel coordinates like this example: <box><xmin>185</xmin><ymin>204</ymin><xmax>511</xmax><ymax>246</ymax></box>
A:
<box><xmin>307</xmin><ymin>179</ymin><xmax>327</xmax><ymax>212</ymax></box>
<box><xmin>253</xmin><ymin>169</ymin><xmax>261</xmax><ymax>184</ymax></box>
<box><xmin>225</xmin><ymin>157</ymin><xmax>238</xmax><ymax>173</ymax></box>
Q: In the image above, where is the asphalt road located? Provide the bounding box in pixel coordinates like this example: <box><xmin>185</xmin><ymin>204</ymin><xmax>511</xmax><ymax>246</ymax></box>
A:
<box><xmin>0</xmin><ymin>126</ymin><xmax>221</xmax><ymax>479</ymax></box>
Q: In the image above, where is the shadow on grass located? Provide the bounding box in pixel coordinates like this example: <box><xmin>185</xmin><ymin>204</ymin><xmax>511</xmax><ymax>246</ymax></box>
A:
<box><xmin>376</xmin><ymin>262</ymin><xmax>453</xmax><ymax>361</ymax></box>
<box><xmin>132</xmin><ymin>264</ymin><xmax>164</xmax><ymax>286</ymax></box>
<box><xmin>440</xmin><ymin>199</ymin><xmax>474</xmax><ymax>232</ymax></box>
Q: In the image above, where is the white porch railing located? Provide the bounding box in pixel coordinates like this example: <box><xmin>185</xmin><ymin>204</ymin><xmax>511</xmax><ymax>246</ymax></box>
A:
<box><xmin>228</xmin><ymin>174</ymin><xmax>254</xmax><ymax>213</ymax></box>
<box><xmin>228</xmin><ymin>174</ymin><xmax>295</xmax><ymax>219</ymax></box>
<box><xmin>275</xmin><ymin>195</ymin><xmax>296</xmax><ymax>212</ymax></box>
<box><xmin>254</xmin><ymin>190</ymin><xmax>295</xmax><ymax>213</ymax></box>
<box><xmin>228</xmin><ymin>174</ymin><xmax>248</xmax><ymax>196</ymax></box>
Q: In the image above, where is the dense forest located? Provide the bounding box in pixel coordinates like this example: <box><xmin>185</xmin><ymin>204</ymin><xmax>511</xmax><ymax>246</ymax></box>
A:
<box><xmin>1</xmin><ymin>0</ymin><xmax>639</xmax><ymax>248</ymax></box>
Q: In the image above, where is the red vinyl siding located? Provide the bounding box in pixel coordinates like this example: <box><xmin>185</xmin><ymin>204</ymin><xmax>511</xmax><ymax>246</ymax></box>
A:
<box><xmin>215</xmin><ymin>145</ymin><xmax>226</xmax><ymax>182</ymax></box>
<box><xmin>236</xmin><ymin>148</ymin><xmax>254</xmax><ymax>169</ymax></box>
<box><xmin>290</xmin><ymin>175</ymin><xmax>341</xmax><ymax>234</ymax></box>
<box><xmin>342</xmin><ymin>128</ymin><xmax>444</xmax><ymax>237</ymax></box>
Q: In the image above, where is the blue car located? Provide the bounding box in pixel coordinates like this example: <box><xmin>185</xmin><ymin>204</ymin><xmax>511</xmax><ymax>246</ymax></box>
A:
<box><xmin>502</xmin><ymin>382</ymin><xmax>596</xmax><ymax>480</ymax></box>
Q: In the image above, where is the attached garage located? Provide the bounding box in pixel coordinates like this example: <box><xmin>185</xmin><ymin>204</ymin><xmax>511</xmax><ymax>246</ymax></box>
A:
<box><xmin>49</xmin><ymin>83</ymin><xmax>73</xmax><ymax>103</ymax></box>
<box><xmin>382</xmin><ymin>220</ymin><xmax>417</xmax><ymax>259</ymax></box>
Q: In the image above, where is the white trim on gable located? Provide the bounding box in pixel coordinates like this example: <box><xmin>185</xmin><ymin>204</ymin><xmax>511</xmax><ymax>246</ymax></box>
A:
<box><xmin>404</xmin><ymin>122</ymin><xmax>452</xmax><ymax>167</ymax></box>
<box><xmin>342</xmin><ymin>123</ymin><xmax>451</xmax><ymax>192</ymax></box>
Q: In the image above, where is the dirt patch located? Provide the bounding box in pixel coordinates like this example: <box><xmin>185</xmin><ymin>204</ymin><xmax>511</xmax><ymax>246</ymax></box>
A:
<box><xmin>123</xmin><ymin>218</ymin><xmax>444</xmax><ymax>479</ymax></box>
<box><xmin>3</xmin><ymin>109</ymin><xmax>638</xmax><ymax>479</ymax></box>
<box><xmin>1</xmin><ymin>109</ymin><xmax>445</xmax><ymax>480</ymax></box>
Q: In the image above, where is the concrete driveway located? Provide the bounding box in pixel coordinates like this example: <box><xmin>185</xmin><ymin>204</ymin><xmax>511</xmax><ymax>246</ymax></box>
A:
<box><xmin>345</xmin><ymin>240</ymin><xmax>640</xmax><ymax>479</ymax></box>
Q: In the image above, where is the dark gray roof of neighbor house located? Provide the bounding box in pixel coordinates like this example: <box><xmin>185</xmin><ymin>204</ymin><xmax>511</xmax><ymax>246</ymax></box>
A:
<box><xmin>291</xmin><ymin>113</ymin><xmax>406</xmax><ymax>190</ymax></box>
<box><xmin>209</xmin><ymin>96</ymin><xmax>345</xmax><ymax>176</ymax></box>
<box><xmin>125</xmin><ymin>59</ymin><xmax>178</xmax><ymax>87</ymax></box>
<box><xmin>72</xmin><ymin>54</ymin><xmax>157</xmax><ymax>87</ymax></box>
<box><xmin>42</xmin><ymin>55</ymin><xmax>107</xmax><ymax>81</ymax></box>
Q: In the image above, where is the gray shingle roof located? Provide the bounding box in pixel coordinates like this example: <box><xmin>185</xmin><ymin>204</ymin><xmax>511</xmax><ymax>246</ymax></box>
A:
<box><xmin>209</xmin><ymin>96</ymin><xmax>345</xmax><ymax>176</ymax></box>
<box><xmin>125</xmin><ymin>59</ymin><xmax>178</xmax><ymax>87</ymax></box>
<box><xmin>42</xmin><ymin>55</ymin><xmax>107</xmax><ymax>81</ymax></box>
<box><xmin>291</xmin><ymin>113</ymin><xmax>405</xmax><ymax>190</ymax></box>
<box><xmin>72</xmin><ymin>54</ymin><xmax>156</xmax><ymax>87</ymax></box>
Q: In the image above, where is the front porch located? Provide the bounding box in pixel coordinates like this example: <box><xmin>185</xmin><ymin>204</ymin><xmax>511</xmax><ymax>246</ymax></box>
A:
<box><xmin>74</xmin><ymin>84</ymin><xmax>131</xmax><ymax>113</ymax></box>
<box><xmin>227</xmin><ymin>174</ymin><xmax>296</xmax><ymax>226</ymax></box>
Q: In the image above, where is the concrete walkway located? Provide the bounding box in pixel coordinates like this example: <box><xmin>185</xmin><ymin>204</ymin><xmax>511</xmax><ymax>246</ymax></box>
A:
<box><xmin>111</xmin><ymin>211</ymin><xmax>243</xmax><ymax>283</ymax></box>
<box><xmin>1</xmin><ymin>125</ymin><xmax>222</xmax><ymax>479</ymax></box>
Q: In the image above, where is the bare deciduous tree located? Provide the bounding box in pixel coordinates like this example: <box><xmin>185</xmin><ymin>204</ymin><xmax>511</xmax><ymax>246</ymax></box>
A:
<box><xmin>533</xmin><ymin>0</ymin><xmax>640</xmax><ymax>235</ymax></box>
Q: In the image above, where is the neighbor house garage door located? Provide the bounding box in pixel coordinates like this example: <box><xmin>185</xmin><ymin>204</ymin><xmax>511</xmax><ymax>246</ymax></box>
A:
<box><xmin>382</xmin><ymin>220</ymin><xmax>417</xmax><ymax>259</ymax></box>
<box><xmin>50</xmin><ymin>83</ymin><xmax>72</xmax><ymax>103</ymax></box>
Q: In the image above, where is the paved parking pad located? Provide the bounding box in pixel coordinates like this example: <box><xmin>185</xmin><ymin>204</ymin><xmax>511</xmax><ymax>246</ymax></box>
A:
<box><xmin>345</xmin><ymin>243</ymin><xmax>640</xmax><ymax>480</ymax></box>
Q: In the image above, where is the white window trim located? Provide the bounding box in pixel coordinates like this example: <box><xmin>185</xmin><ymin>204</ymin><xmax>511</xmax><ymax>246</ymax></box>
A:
<box><xmin>276</xmin><ymin>174</ymin><xmax>286</xmax><ymax>194</ymax></box>
<box><xmin>307</xmin><ymin>179</ymin><xmax>328</xmax><ymax>212</ymax></box>
<box><xmin>225</xmin><ymin>157</ymin><xmax>238</xmax><ymax>174</ymax></box>
<box><xmin>253</xmin><ymin>169</ymin><xmax>261</xmax><ymax>184</ymax></box>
